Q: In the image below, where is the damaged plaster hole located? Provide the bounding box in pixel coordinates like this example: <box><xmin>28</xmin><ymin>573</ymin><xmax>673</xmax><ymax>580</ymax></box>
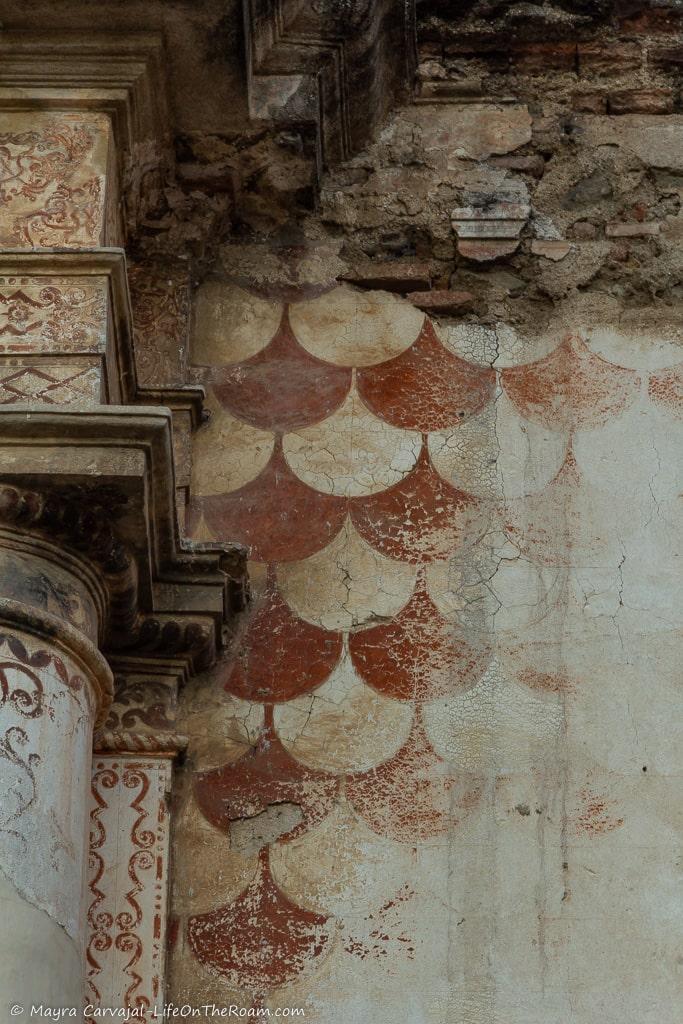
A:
<box><xmin>229</xmin><ymin>801</ymin><xmax>303</xmax><ymax>855</ymax></box>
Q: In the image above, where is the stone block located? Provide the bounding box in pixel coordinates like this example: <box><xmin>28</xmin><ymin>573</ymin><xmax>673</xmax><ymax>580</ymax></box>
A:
<box><xmin>426</xmin><ymin>104</ymin><xmax>532</xmax><ymax>161</ymax></box>
<box><xmin>572</xmin><ymin>221</ymin><xmax>600</xmax><ymax>240</ymax></box>
<box><xmin>579</xmin><ymin>115</ymin><xmax>683</xmax><ymax>172</ymax></box>
<box><xmin>489</xmin><ymin>154</ymin><xmax>546</xmax><ymax>177</ymax></box>
<box><xmin>452</xmin><ymin>200</ymin><xmax>530</xmax><ymax>244</ymax></box>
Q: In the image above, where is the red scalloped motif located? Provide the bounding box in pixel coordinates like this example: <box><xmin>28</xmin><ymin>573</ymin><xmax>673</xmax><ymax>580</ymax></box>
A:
<box><xmin>347</xmin><ymin>714</ymin><xmax>482</xmax><ymax>842</ymax></box>
<box><xmin>225</xmin><ymin>569</ymin><xmax>343</xmax><ymax>702</ymax></box>
<box><xmin>649</xmin><ymin>363</ymin><xmax>683</xmax><ymax>418</ymax></box>
<box><xmin>200</xmin><ymin>439</ymin><xmax>347</xmax><ymax>562</ymax></box>
<box><xmin>502</xmin><ymin>335</ymin><xmax>640</xmax><ymax>431</ymax></box>
<box><xmin>502</xmin><ymin>449</ymin><xmax>598</xmax><ymax>566</ymax></box>
<box><xmin>349</xmin><ymin>572</ymin><xmax>490</xmax><ymax>701</ymax></box>
<box><xmin>357</xmin><ymin>319</ymin><xmax>495</xmax><ymax>432</ymax></box>
<box><xmin>188</xmin><ymin>849</ymin><xmax>332</xmax><ymax>992</ymax></box>
<box><xmin>210</xmin><ymin>308</ymin><xmax>352</xmax><ymax>432</ymax></box>
<box><xmin>195</xmin><ymin>709</ymin><xmax>339</xmax><ymax>843</ymax></box>
<box><xmin>349</xmin><ymin>443</ymin><xmax>482</xmax><ymax>563</ymax></box>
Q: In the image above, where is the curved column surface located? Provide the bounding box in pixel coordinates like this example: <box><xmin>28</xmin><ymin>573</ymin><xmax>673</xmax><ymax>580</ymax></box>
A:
<box><xmin>0</xmin><ymin>537</ymin><xmax>112</xmax><ymax>1014</ymax></box>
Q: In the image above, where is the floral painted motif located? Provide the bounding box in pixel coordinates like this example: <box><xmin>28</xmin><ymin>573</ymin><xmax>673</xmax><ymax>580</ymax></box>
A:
<box><xmin>0</xmin><ymin>114</ymin><xmax>108</xmax><ymax>247</ymax></box>
<box><xmin>0</xmin><ymin>279</ymin><xmax>106</xmax><ymax>352</ymax></box>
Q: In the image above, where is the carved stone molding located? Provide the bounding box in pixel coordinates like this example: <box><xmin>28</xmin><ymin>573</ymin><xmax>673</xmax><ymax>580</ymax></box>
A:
<box><xmin>0</xmin><ymin>32</ymin><xmax>168</xmax><ymax>166</ymax></box>
<box><xmin>0</xmin><ymin>407</ymin><xmax>247</xmax><ymax>683</ymax></box>
<box><xmin>0</xmin><ymin>250</ymin><xmax>135</xmax><ymax>402</ymax></box>
<box><xmin>243</xmin><ymin>0</ymin><xmax>416</xmax><ymax>169</ymax></box>
<box><xmin>0</xmin><ymin>32</ymin><xmax>171</xmax><ymax>241</ymax></box>
<box><xmin>96</xmin><ymin>665</ymin><xmax>188</xmax><ymax>756</ymax></box>
<box><xmin>0</xmin><ymin>248</ymin><xmax>205</xmax><ymax>419</ymax></box>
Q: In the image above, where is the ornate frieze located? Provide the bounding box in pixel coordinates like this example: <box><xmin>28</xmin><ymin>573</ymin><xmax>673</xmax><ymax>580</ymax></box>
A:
<box><xmin>0</xmin><ymin>111</ymin><xmax>116</xmax><ymax>248</ymax></box>
<box><xmin>0</xmin><ymin>251</ymin><xmax>133</xmax><ymax>406</ymax></box>
<box><xmin>0</xmin><ymin>275</ymin><xmax>106</xmax><ymax>354</ymax></box>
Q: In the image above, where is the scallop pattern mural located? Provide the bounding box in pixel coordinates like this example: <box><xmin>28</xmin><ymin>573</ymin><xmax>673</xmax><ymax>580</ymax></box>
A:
<box><xmin>184</xmin><ymin>282</ymin><xmax>681</xmax><ymax>1004</ymax></box>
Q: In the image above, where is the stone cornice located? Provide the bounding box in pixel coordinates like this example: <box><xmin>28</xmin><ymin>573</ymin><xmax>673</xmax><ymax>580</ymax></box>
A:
<box><xmin>243</xmin><ymin>0</ymin><xmax>416</xmax><ymax>169</ymax></box>
<box><xmin>0</xmin><ymin>248</ymin><xmax>205</xmax><ymax>420</ymax></box>
<box><xmin>0</xmin><ymin>407</ymin><xmax>247</xmax><ymax>680</ymax></box>
<box><xmin>0</xmin><ymin>32</ymin><xmax>168</xmax><ymax>163</ymax></box>
<box><xmin>0</xmin><ymin>33</ymin><xmax>172</xmax><ymax>241</ymax></box>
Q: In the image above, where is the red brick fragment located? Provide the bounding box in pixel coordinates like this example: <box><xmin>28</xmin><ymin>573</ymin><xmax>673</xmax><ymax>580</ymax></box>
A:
<box><xmin>490</xmin><ymin>154</ymin><xmax>546</xmax><ymax>177</ymax></box>
<box><xmin>405</xmin><ymin>289</ymin><xmax>474</xmax><ymax>314</ymax></box>
<box><xmin>650</xmin><ymin>43</ymin><xmax>683</xmax><ymax>66</ymax></box>
<box><xmin>572</xmin><ymin>91</ymin><xmax>607</xmax><ymax>114</ymax></box>
<box><xmin>578</xmin><ymin>41</ymin><xmax>641</xmax><ymax>73</ymax></box>
<box><xmin>620</xmin><ymin>8</ymin><xmax>683</xmax><ymax>34</ymax></box>
<box><xmin>605</xmin><ymin>222</ymin><xmax>660</xmax><ymax>237</ymax></box>
<box><xmin>341</xmin><ymin>261</ymin><xmax>432</xmax><ymax>292</ymax></box>
<box><xmin>511</xmin><ymin>41</ymin><xmax>577</xmax><ymax>72</ymax></box>
<box><xmin>608</xmin><ymin>89</ymin><xmax>674</xmax><ymax>115</ymax></box>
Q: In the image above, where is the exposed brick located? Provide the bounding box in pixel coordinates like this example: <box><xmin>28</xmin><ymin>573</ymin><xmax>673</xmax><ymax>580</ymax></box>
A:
<box><xmin>606</xmin><ymin>222</ymin><xmax>661</xmax><ymax>237</ymax></box>
<box><xmin>531</xmin><ymin>240</ymin><xmax>573</xmax><ymax>261</ymax></box>
<box><xmin>405</xmin><ymin>289</ymin><xmax>474</xmax><ymax>314</ymax></box>
<box><xmin>341</xmin><ymin>261</ymin><xmax>432</xmax><ymax>292</ymax></box>
<box><xmin>620</xmin><ymin>8</ymin><xmax>683</xmax><ymax>34</ymax></box>
<box><xmin>511</xmin><ymin>42</ymin><xmax>577</xmax><ymax>73</ymax></box>
<box><xmin>578</xmin><ymin>41</ymin><xmax>642</xmax><ymax>74</ymax></box>
<box><xmin>419</xmin><ymin>79</ymin><xmax>483</xmax><ymax>100</ymax></box>
<box><xmin>443</xmin><ymin>43</ymin><xmax>509</xmax><ymax>72</ymax></box>
<box><xmin>650</xmin><ymin>43</ymin><xmax>683</xmax><ymax>66</ymax></box>
<box><xmin>572</xmin><ymin>91</ymin><xmax>608</xmax><ymax>114</ymax></box>
<box><xmin>489</xmin><ymin>154</ymin><xmax>546</xmax><ymax>177</ymax></box>
<box><xmin>457</xmin><ymin>239</ymin><xmax>519</xmax><ymax>262</ymax></box>
<box><xmin>608</xmin><ymin>89</ymin><xmax>674</xmax><ymax>114</ymax></box>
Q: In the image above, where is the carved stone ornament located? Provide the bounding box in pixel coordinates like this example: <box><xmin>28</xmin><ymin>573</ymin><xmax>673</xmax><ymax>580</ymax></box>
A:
<box><xmin>244</xmin><ymin>0</ymin><xmax>416</xmax><ymax>168</ymax></box>
<box><xmin>0</xmin><ymin>407</ymin><xmax>247</xmax><ymax>747</ymax></box>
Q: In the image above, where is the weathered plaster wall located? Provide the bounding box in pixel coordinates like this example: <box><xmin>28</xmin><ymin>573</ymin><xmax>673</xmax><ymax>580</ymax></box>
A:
<box><xmin>154</xmin><ymin>6</ymin><xmax>683</xmax><ymax>1021</ymax></box>
<box><xmin>169</xmin><ymin>276</ymin><xmax>682</xmax><ymax>1019</ymax></box>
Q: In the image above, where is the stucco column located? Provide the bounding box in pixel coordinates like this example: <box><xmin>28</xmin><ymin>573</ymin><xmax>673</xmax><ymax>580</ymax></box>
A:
<box><xmin>0</xmin><ymin>529</ymin><xmax>112</xmax><ymax>1014</ymax></box>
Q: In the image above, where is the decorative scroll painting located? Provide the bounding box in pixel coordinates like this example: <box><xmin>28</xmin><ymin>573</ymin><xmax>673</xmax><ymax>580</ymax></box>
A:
<box><xmin>0</xmin><ymin>271</ymin><xmax>108</xmax><ymax>404</ymax></box>
<box><xmin>175</xmin><ymin>280</ymin><xmax>682</xmax><ymax>1022</ymax></box>
<box><xmin>86</xmin><ymin>756</ymin><xmax>173</xmax><ymax>1019</ymax></box>
<box><xmin>0</xmin><ymin>628</ymin><xmax>95</xmax><ymax>941</ymax></box>
<box><xmin>0</xmin><ymin>112</ymin><xmax>112</xmax><ymax>248</ymax></box>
